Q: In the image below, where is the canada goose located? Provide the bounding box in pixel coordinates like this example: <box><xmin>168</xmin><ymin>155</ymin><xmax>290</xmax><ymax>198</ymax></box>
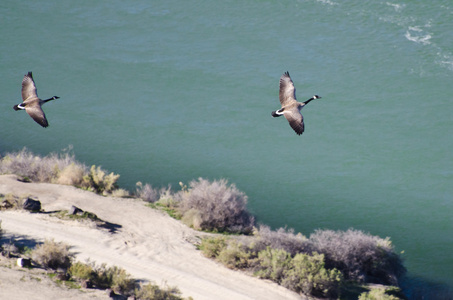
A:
<box><xmin>13</xmin><ymin>72</ymin><xmax>59</xmax><ymax>128</ymax></box>
<box><xmin>271</xmin><ymin>71</ymin><xmax>321</xmax><ymax>135</ymax></box>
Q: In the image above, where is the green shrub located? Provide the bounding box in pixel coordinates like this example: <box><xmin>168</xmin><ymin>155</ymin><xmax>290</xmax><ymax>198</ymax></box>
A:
<box><xmin>109</xmin><ymin>266</ymin><xmax>136</xmax><ymax>295</ymax></box>
<box><xmin>69</xmin><ymin>261</ymin><xmax>95</xmax><ymax>281</ymax></box>
<box><xmin>199</xmin><ymin>236</ymin><xmax>228</xmax><ymax>258</ymax></box>
<box><xmin>135</xmin><ymin>282</ymin><xmax>185</xmax><ymax>300</ymax></box>
<box><xmin>177</xmin><ymin>178</ymin><xmax>254</xmax><ymax>234</ymax></box>
<box><xmin>282</xmin><ymin>252</ymin><xmax>342</xmax><ymax>298</ymax></box>
<box><xmin>93</xmin><ymin>264</ymin><xmax>136</xmax><ymax>295</ymax></box>
<box><xmin>358</xmin><ymin>287</ymin><xmax>401</xmax><ymax>300</ymax></box>
<box><xmin>255</xmin><ymin>247</ymin><xmax>292</xmax><ymax>283</ymax></box>
<box><xmin>32</xmin><ymin>239</ymin><xmax>73</xmax><ymax>271</ymax></box>
<box><xmin>217</xmin><ymin>240</ymin><xmax>251</xmax><ymax>269</ymax></box>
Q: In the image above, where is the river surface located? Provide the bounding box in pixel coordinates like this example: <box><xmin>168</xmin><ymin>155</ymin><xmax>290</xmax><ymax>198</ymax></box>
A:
<box><xmin>1</xmin><ymin>1</ymin><xmax>452</xmax><ymax>297</ymax></box>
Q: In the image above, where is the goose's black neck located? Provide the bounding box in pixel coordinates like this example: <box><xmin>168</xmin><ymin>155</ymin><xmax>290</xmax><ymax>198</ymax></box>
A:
<box><xmin>43</xmin><ymin>96</ymin><xmax>59</xmax><ymax>102</ymax></box>
<box><xmin>303</xmin><ymin>97</ymin><xmax>315</xmax><ymax>105</ymax></box>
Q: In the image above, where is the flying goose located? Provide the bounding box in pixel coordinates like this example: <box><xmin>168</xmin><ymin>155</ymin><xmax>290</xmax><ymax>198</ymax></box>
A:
<box><xmin>13</xmin><ymin>72</ymin><xmax>59</xmax><ymax>128</ymax></box>
<box><xmin>271</xmin><ymin>71</ymin><xmax>321</xmax><ymax>135</ymax></box>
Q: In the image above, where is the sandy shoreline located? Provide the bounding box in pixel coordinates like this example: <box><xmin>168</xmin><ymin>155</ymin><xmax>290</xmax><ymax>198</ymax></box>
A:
<box><xmin>0</xmin><ymin>174</ymin><xmax>304</xmax><ymax>300</ymax></box>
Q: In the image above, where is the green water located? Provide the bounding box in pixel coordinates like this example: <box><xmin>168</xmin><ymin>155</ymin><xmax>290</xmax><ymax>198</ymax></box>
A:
<box><xmin>1</xmin><ymin>1</ymin><xmax>452</xmax><ymax>297</ymax></box>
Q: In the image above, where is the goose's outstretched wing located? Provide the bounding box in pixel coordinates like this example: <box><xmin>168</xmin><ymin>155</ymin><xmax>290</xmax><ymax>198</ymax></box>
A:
<box><xmin>279</xmin><ymin>71</ymin><xmax>297</xmax><ymax>106</ymax></box>
<box><xmin>284</xmin><ymin>108</ymin><xmax>304</xmax><ymax>135</ymax></box>
<box><xmin>21</xmin><ymin>72</ymin><xmax>38</xmax><ymax>101</ymax></box>
<box><xmin>25</xmin><ymin>105</ymin><xmax>49</xmax><ymax>128</ymax></box>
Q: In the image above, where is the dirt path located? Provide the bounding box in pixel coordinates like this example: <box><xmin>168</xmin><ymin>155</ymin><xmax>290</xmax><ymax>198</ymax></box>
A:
<box><xmin>0</xmin><ymin>175</ymin><xmax>303</xmax><ymax>300</ymax></box>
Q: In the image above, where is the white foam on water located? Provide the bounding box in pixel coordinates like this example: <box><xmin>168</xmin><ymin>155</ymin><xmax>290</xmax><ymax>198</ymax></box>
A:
<box><xmin>315</xmin><ymin>0</ymin><xmax>338</xmax><ymax>6</ymax></box>
<box><xmin>438</xmin><ymin>53</ymin><xmax>453</xmax><ymax>71</ymax></box>
<box><xmin>386</xmin><ymin>2</ymin><xmax>405</xmax><ymax>12</ymax></box>
<box><xmin>405</xmin><ymin>26</ymin><xmax>432</xmax><ymax>45</ymax></box>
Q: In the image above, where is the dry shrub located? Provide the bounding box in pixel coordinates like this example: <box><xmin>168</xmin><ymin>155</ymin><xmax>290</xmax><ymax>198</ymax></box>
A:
<box><xmin>82</xmin><ymin>165</ymin><xmax>120</xmax><ymax>195</ymax></box>
<box><xmin>0</xmin><ymin>148</ymin><xmax>83</xmax><ymax>183</ymax></box>
<box><xmin>309</xmin><ymin>229</ymin><xmax>406</xmax><ymax>285</ymax></box>
<box><xmin>250</xmin><ymin>225</ymin><xmax>312</xmax><ymax>256</ymax></box>
<box><xmin>157</xmin><ymin>186</ymin><xmax>179</xmax><ymax>209</ymax></box>
<box><xmin>111</xmin><ymin>188</ymin><xmax>130</xmax><ymax>198</ymax></box>
<box><xmin>56</xmin><ymin>163</ymin><xmax>85</xmax><ymax>186</ymax></box>
<box><xmin>32</xmin><ymin>239</ymin><xmax>73</xmax><ymax>271</ymax></box>
<box><xmin>177</xmin><ymin>178</ymin><xmax>254</xmax><ymax>234</ymax></box>
<box><xmin>181</xmin><ymin>208</ymin><xmax>203</xmax><ymax>230</ymax></box>
<box><xmin>0</xmin><ymin>148</ymin><xmax>123</xmax><ymax>196</ymax></box>
<box><xmin>136</xmin><ymin>182</ymin><xmax>159</xmax><ymax>202</ymax></box>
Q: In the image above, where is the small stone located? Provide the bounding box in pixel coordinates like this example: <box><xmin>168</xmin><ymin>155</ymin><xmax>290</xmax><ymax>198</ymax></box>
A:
<box><xmin>68</xmin><ymin>205</ymin><xmax>83</xmax><ymax>215</ymax></box>
<box><xmin>23</xmin><ymin>198</ymin><xmax>41</xmax><ymax>212</ymax></box>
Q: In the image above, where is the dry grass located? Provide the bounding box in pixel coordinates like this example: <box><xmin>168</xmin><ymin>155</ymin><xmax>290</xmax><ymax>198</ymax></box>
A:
<box><xmin>0</xmin><ymin>148</ymin><xmax>125</xmax><ymax>196</ymax></box>
<box><xmin>0</xmin><ymin>193</ymin><xmax>24</xmax><ymax>210</ymax></box>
